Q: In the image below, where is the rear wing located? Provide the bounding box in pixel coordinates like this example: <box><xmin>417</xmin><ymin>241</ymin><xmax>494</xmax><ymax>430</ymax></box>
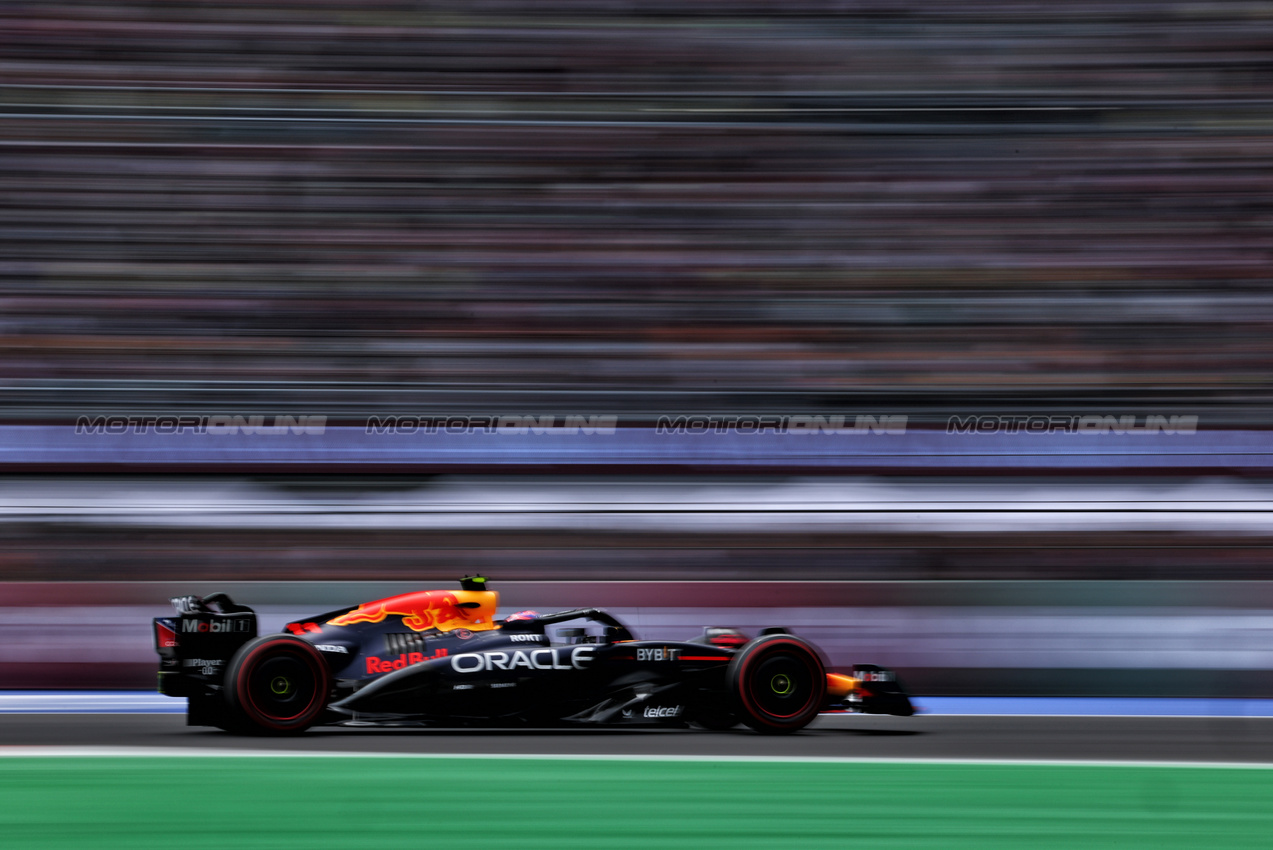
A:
<box><xmin>154</xmin><ymin>592</ymin><xmax>257</xmax><ymax>696</ymax></box>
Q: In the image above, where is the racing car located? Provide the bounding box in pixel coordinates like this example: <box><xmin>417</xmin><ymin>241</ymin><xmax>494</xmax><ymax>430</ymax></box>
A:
<box><xmin>153</xmin><ymin>576</ymin><xmax>913</xmax><ymax>735</ymax></box>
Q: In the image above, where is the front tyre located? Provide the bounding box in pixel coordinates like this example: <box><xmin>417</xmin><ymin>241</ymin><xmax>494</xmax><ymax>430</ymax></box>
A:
<box><xmin>727</xmin><ymin>635</ymin><xmax>825</xmax><ymax>734</ymax></box>
<box><xmin>225</xmin><ymin>635</ymin><xmax>330</xmax><ymax>734</ymax></box>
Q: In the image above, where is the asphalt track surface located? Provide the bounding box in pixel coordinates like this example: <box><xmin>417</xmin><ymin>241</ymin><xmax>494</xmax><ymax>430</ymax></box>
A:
<box><xmin>5</xmin><ymin>713</ymin><xmax>1273</xmax><ymax>764</ymax></box>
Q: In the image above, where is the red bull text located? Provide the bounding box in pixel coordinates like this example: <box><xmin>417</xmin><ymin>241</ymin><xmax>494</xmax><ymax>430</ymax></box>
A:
<box><xmin>365</xmin><ymin>648</ymin><xmax>449</xmax><ymax>674</ymax></box>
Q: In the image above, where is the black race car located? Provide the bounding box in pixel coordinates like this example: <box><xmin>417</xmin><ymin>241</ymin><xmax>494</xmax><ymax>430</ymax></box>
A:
<box><xmin>153</xmin><ymin>576</ymin><xmax>913</xmax><ymax>735</ymax></box>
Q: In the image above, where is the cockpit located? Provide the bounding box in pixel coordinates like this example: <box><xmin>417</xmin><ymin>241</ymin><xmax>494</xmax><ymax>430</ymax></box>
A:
<box><xmin>499</xmin><ymin>607</ymin><xmax>635</xmax><ymax>645</ymax></box>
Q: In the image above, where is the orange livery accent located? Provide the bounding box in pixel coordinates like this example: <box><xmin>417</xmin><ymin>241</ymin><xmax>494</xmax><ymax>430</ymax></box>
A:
<box><xmin>825</xmin><ymin>672</ymin><xmax>859</xmax><ymax>701</ymax></box>
<box><xmin>327</xmin><ymin>590</ymin><xmax>499</xmax><ymax>633</ymax></box>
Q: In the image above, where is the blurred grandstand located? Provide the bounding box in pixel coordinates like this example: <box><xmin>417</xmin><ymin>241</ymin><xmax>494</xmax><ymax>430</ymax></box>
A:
<box><xmin>0</xmin><ymin>1</ymin><xmax>1271</xmax><ymax>423</ymax></box>
<box><xmin>2</xmin><ymin>3</ymin><xmax>1273</xmax><ymax>697</ymax></box>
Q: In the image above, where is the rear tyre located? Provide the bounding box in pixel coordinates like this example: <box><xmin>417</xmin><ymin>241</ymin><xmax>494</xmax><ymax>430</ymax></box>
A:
<box><xmin>727</xmin><ymin>635</ymin><xmax>825</xmax><ymax>734</ymax></box>
<box><xmin>224</xmin><ymin>635</ymin><xmax>330</xmax><ymax>735</ymax></box>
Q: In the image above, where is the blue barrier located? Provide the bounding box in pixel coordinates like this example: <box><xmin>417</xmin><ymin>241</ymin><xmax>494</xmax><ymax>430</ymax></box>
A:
<box><xmin>1</xmin><ymin>424</ymin><xmax>1270</xmax><ymax>472</ymax></box>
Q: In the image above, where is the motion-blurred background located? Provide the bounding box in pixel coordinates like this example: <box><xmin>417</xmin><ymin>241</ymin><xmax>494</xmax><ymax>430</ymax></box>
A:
<box><xmin>1</xmin><ymin>1</ymin><xmax>1271</xmax><ymax>697</ymax></box>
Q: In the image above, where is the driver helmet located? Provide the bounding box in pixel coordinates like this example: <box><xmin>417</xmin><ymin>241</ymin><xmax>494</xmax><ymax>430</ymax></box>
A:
<box><xmin>505</xmin><ymin>610</ymin><xmax>541</xmax><ymax>622</ymax></box>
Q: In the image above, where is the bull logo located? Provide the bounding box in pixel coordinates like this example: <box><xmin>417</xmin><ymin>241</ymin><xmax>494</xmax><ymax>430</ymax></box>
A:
<box><xmin>328</xmin><ymin>590</ymin><xmax>492</xmax><ymax>633</ymax></box>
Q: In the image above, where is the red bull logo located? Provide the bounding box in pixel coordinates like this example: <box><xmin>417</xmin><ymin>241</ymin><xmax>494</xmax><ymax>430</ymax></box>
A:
<box><xmin>366</xmin><ymin>648</ymin><xmax>448</xmax><ymax>674</ymax></box>
<box><xmin>327</xmin><ymin>590</ymin><xmax>498</xmax><ymax>633</ymax></box>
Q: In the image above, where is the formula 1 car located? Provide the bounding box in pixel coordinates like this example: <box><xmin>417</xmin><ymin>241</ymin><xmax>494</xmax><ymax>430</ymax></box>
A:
<box><xmin>153</xmin><ymin>576</ymin><xmax>913</xmax><ymax>735</ymax></box>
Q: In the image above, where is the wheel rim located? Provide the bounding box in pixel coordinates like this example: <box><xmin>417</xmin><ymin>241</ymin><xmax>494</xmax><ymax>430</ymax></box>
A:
<box><xmin>746</xmin><ymin>649</ymin><xmax>818</xmax><ymax>719</ymax></box>
<box><xmin>246</xmin><ymin>650</ymin><xmax>320</xmax><ymax>722</ymax></box>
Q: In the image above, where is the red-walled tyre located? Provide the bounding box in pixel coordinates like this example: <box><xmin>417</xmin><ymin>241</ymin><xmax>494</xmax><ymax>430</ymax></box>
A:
<box><xmin>224</xmin><ymin>635</ymin><xmax>330</xmax><ymax>735</ymax></box>
<box><xmin>727</xmin><ymin>634</ymin><xmax>826</xmax><ymax>734</ymax></box>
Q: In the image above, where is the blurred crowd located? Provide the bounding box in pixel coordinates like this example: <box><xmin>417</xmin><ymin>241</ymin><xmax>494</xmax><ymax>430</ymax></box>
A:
<box><xmin>0</xmin><ymin>2</ymin><xmax>1271</xmax><ymax>419</ymax></box>
<box><xmin>2</xmin><ymin>523</ymin><xmax>1268</xmax><ymax>582</ymax></box>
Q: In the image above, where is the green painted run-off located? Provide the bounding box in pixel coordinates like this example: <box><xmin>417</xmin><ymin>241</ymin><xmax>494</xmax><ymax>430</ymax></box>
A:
<box><xmin>2</xmin><ymin>757</ymin><xmax>1271</xmax><ymax>849</ymax></box>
